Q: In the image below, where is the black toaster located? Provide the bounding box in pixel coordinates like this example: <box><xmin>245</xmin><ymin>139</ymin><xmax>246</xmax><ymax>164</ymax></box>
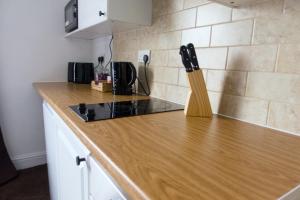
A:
<box><xmin>68</xmin><ymin>62</ymin><xmax>94</xmax><ymax>84</ymax></box>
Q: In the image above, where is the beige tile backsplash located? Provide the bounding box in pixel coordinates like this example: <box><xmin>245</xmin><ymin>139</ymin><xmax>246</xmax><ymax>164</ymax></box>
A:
<box><xmin>277</xmin><ymin>44</ymin><xmax>300</xmax><ymax>74</ymax></box>
<box><xmin>211</xmin><ymin>20</ymin><xmax>253</xmax><ymax>46</ymax></box>
<box><xmin>246</xmin><ymin>72</ymin><xmax>300</xmax><ymax>104</ymax></box>
<box><xmin>161</xmin><ymin>8</ymin><xmax>197</xmax><ymax>32</ymax></box>
<box><xmin>284</xmin><ymin>0</ymin><xmax>300</xmax><ymax>13</ymax></box>
<box><xmin>181</xmin><ymin>27</ymin><xmax>211</xmax><ymax>47</ymax></box>
<box><xmin>232</xmin><ymin>0</ymin><xmax>283</xmax><ymax>20</ymax></box>
<box><xmin>207</xmin><ymin>70</ymin><xmax>247</xmax><ymax>95</ymax></box>
<box><xmin>227</xmin><ymin>45</ymin><xmax>277</xmax><ymax>72</ymax></box>
<box><xmin>253</xmin><ymin>12</ymin><xmax>300</xmax><ymax>44</ymax></box>
<box><xmin>208</xmin><ymin>92</ymin><xmax>269</xmax><ymax>124</ymax></box>
<box><xmin>113</xmin><ymin>0</ymin><xmax>300</xmax><ymax>135</ymax></box>
<box><xmin>196</xmin><ymin>48</ymin><xmax>228</xmax><ymax>69</ymax></box>
<box><xmin>196</xmin><ymin>3</ymin><xmax>232</xmax><ymax>26</ymax></box>
<box><xmin>184</xmin><ymin>0</ymin><xmax>209</xmax><ymax>9</ymax></box>
<box><xmin>268</xmin><ymin>102</ymin><xmax>300</xmax><ymax>133</ymax></box>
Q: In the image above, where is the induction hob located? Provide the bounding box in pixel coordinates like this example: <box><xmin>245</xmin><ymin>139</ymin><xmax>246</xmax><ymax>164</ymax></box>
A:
<box><xmin>70</xmin><ymin>98</ymin><xmax>184</xmax><ymax>122</ymax></box>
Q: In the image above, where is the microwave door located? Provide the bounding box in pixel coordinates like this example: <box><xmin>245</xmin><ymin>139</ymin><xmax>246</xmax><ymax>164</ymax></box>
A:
<box><xmin>65</xmin><ymin>0</ymin><xmax>78</xmax><ymax>33</ymax></box>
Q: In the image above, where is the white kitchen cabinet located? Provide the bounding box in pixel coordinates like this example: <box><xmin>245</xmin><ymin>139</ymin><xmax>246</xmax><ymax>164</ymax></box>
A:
<box><xmin>89</xmin><ymin>157</ymin><xmax>126</xmax><ymax>200</ymax></box>
<box><xmin>42</xmin><ymin>101</ymin><xmax>126</xmax><ymax>200</ymax></box>
<box><xmin>78</xmin><ymin>0</ymin><xmax>108</xmax><ymax>30</ymax></box>
<box><xmin>66</xmin><ymin>0</ymin><xmax>152</xmax><ymax>39</ymax></box>
<box><xmin>56</xmin><ymin>124</ymin><xmax>89</xmax><ymax>200</ymax></box>
<box><xmin>43</xmin><ymin>103</ymin><xmax>59</xmax><ymax>200</ymax></box>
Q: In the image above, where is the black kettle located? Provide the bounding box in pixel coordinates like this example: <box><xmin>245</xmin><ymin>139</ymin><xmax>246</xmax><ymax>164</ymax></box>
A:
<box><xmin>111</xmin><ymin>62</ymin><xmax>137</xmax><ymax>95</ymax></box>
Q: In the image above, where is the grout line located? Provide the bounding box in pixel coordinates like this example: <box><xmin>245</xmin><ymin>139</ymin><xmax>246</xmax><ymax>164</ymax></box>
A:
<box><xmin>195</xmin><ymin>5</ymin><xmax>198</xmax><ymax>28</ymax></box>
<box><xmin>175</xmin><ymin>24</ymin><xmax>212</xmax><ymax>32</ymax></box>
<box><xmin>151</xmin><ymin>66</ymin><xmax>300</xmax><ymax>75</ymax></box>
<box><xmin>206</xmin><ymin>88</ymin><xmax>287</xmax><ymax>104</ymax></box>
<box><xmin>266</xmin><ymin>101</ymin><xmax>271</xmax><ymax>126</ymax></box>
<box><xmin>274</xmin><ymin>44</ymin><xmax>281</xmax><ymax>72</ymax></box>
<box><xmin>176</xmin><ymin>68</ymin><xmax>180</xmax><ymax>85</ymax></box>
<box><xmin>206</xmin><ymin>70</ymin><xmax>210</xmax><ymax>86</ymax></box>
<box><xmin>148</xmin><ymin>43</ymin><xmax>286</xmax><ymax>52</ymax></box>
<box><xmin>250</xmin><ymin>19</ymin><xmax>255</xmax><ymax>45</ymax></box>
<box><xmin>244</xmin><ymin>72</ymin><xmax>249</xmax><ymax>96</ymax></box>
<box><xmin>195</xmin><ymin>18</ymin><xmax>253</xmax><ymax>29</ymax></box>
<box><xmin>230</xmin><ymin>6</ymin><xmax>233</xmax><ymax>22</ymax></box>
<box><xmin>221</xmin><ymin>68</ymin><xmax>277</xmax><ymax>73</ymax></box>
<box><xmin>156</xmin><ymin>2</ymin><xmax>213</xmax><ymax>18</ymax></box>
<box><xmin>282</xmin><ymin>0</ymin><xmax>286</xmax><ymax>14</ymax></box>
<box><xmin>158</xmin><ymin>7</ymin><xmax>199</xmax><ymax>22</ymax></box>
<box><xmin>209</xmin><ymin>26</ymin><xmax>213</xmax><ymax>47</ymax></box>
<box><xmin>179</xmin><ymin>30</ymin><xmax>183</xmax><ymax>47</ymax></box>
<box><xmin>225</xmin><ymin>47</ymin><xmax>229</xmax><ymax>70</ymax></box>
<box><xmin>158</xmin><ymin>18</ymin><xmax>256</xmax><ymax>34</ymax></box>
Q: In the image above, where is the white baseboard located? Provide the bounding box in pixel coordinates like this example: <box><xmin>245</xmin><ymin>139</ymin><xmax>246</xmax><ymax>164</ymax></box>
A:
<box><xmin>11</xmin><ymin>151</ymin><xmax>47</xmax><ymax>170</ymax></box>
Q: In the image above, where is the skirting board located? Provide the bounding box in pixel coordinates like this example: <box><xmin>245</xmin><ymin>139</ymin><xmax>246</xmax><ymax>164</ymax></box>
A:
<box><xmin>11</xmin><ymin>151</ymin><xmax>47</xmax><ymax>170</ymax></box>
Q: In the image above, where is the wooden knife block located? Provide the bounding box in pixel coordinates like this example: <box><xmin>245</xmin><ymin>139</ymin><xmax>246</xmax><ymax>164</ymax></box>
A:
<box><xmin>185</xmin><ymin>70</ymin><xmax>212</xmax><ymax>117</ymax></box>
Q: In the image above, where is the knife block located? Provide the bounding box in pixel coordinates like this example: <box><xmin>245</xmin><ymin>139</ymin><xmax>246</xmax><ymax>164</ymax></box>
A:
<box><xmin>185</xmin><ymin>70</ymin><xmax>212</xmax><ymax>117</ymax></box>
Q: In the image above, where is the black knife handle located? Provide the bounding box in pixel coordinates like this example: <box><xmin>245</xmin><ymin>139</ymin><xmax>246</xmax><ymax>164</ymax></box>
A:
<box><xmin>179</xmin><ymin>46</ymin><xmax>193</xmax><ymax>73</ymax></box>
<box><xmin>187</xmin><ymin>43</ymin><xmax>200</xmax><ymax>70</ymax></box>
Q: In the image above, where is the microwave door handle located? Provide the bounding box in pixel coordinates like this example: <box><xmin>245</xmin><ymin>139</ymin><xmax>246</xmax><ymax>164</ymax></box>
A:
<box><xmin>128</xmin><ymin>63</ymin><xmax>137</xmax><ymax>86</ymax></box>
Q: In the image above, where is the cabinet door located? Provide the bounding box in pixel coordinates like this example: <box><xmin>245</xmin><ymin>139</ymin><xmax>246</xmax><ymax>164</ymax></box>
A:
<box><xmin>89</xmin><ymin>157</ymin><xmax>126</xmax><ymax>200</ymax></box>
<box><xmin>57</xmin><ymin>126</ymin><xmax>89</xmax><ymax>200</ymax></box>
<box><xmin>43</xmin><ymin>102</ymin><xmax>59</xmax><ymax>200</ymax></box>
<box><xmin>78</xmin><ymin>0</ymin><xmax>108</xmax><ymax>29</ymax></box>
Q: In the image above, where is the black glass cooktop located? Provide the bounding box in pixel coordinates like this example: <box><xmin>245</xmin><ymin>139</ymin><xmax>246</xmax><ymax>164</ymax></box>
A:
<box><xmin>70</xmin><ymin>98</ymin><xmax>184</xmax><ymax>122</ymax></box>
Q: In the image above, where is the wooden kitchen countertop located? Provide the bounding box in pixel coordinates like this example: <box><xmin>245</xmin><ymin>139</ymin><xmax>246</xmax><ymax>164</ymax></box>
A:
<box><xmin>34</xmin><ymin>82</ymin><xmax>300</xmax><ymax>200</ymax></box>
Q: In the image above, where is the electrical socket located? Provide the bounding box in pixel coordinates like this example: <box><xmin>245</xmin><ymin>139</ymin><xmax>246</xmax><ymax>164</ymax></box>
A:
<box><xmin>98</xmin><ymin>56</ymin><xmax>104</xmax><ymax>64</ymax></box>
<box><xmin>138</xmin><ymin>50</ymin><xmax>151</xmax><ymax>63</ymax></box>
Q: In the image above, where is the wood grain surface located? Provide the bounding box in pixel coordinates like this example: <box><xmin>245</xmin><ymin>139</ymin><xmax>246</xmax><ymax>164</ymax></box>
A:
<box><xmin>33</xmin><ymin>82</ymin><xmax>300</xmax><ymax>200</ymax></box>
<box><xmin>185</xmin><ymin>70</ymin><xmax>212</xmax><ymax>117</ymax></box>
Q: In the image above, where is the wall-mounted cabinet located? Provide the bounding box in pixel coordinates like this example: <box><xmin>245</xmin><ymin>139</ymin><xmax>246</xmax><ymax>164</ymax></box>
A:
<box><xmin>211</xmin><ymin>0</ymin><xmax>269</xmax><ymax>7</ymax></box>
<box><xmin>66</xmin><ymin>0</ymin><xmax>152</xmax><ymax>39</ymax></box>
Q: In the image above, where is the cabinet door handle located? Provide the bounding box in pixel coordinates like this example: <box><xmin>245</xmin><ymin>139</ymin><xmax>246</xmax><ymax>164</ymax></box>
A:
<box><xmin>76</xmin><ymin>156</ymin><xmax>86</xmax><ymax>166</ymax></box>
<box><xmin>99</xmin><ymin>11</ymin><xmax>105</xmax><ymax>16</ymax></box>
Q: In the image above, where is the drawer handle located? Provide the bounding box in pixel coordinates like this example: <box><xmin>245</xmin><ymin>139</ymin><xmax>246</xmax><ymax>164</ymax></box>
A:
<box><xmin>76</xmin><ymin>156</ymin><xmax>86</xmax><ymax>166</ymax></box>
<box><xmin>99</xmin><ymin>11</ymin><xmax>105</xmax><ymax>16</ymax></box>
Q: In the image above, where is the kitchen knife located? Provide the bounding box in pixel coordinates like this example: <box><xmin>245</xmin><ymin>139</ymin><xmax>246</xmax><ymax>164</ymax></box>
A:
<box><xmin>187</xmin><ymin>43</ymin><xmax>200</xmax><ymax>70</ymax></box>
<box><xmin>179</xmin><ymin>45</ymin><xmax>193</xmax><ymax>72</ymax></box>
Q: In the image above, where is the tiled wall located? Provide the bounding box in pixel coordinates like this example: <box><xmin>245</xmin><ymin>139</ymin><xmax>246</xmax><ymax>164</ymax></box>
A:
<box><xmin>113</xmin><ymin>0</ymin><xmax>300</xmax><ymax>135</ymax></box>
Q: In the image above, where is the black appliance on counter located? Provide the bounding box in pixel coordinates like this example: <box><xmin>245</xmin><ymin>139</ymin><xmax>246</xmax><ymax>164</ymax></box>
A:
<box><xmin>111</xmin><ymin>62</ymin><xmax>137</xmax><ymax>95</ymax></box>
<box><xmin>65</xmin><ymin>0</ymin><xmax>78</xmax><ymax>33</ymax></box>
<box><xmin>70</xmin><ymin>98</ymin><xmax>184</xmax><ymax>122</ymax></box>
<box><xmin>68</xmin><ymin>62</ymin><xmax>94</xmax><ymax>84</ymax></box>
<box><xmin>0</xmin><ymin>127</ymin><xmax>18</xmax><ymax>185</ymax></box>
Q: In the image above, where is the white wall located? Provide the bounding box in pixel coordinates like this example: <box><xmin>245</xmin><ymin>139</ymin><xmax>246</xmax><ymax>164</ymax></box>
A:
<box><xmin>93</xmin><ymin>35</ymin><xmax>113</xmax><ymax>70</ymax></box>
<box><xmin>0</xmin><ymin>0</ymin><xmax>93</xmax><ymax>169</ymax></box>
